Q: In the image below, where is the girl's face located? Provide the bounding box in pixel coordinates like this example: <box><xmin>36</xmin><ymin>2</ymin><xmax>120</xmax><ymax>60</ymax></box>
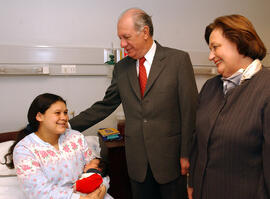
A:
<box><xmin>36</xmin><ymin>101</ymin><xmax>68</xmax><ymax>135</ymax></box>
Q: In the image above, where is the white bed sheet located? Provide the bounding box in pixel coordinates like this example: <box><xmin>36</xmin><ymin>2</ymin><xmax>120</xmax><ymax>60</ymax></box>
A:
<box><xmin>0</xmin><ymin>176</ymin><xmax>25</xmax><ymax>199</ymax></box>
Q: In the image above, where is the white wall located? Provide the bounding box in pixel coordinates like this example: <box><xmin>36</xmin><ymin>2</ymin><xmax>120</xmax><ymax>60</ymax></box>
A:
<box><xmin>0</xmin><ymin>0</ymin><xmax>270</xmax><ymax>133</ymax></box>
<box><xmin>0</xmin><ymin>75</ymin><xmax>121</xmax><ymax>134</ymax></box>
<box><xmin>0</xmin><ymin>0</ymin><xmax>269</xmax><ymax>50</ymax></box>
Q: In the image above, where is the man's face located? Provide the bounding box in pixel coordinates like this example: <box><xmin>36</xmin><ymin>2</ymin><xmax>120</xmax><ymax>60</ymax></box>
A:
<box><xmin>117</xmin><ymin>15</ymin><xmax>147</xmax><ymax>59</ymax></box>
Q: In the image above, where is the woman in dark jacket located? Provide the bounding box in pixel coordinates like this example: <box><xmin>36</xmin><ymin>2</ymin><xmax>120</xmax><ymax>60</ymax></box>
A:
<box><xmin>189</xmin><ymin>14</ymin><xmax>269</xmax><ymax>199</ymax></box>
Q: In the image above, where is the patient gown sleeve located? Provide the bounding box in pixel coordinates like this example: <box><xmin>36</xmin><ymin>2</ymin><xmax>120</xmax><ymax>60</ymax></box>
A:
<box><xmin>13</xmin><ymin>145</ymin><xmax>80</xmax><ymax>199</ymax></box>
<box><xmin>13</xmin><ymin>131</ymin><xmax>92</xmax><ymax>199</ymax></box>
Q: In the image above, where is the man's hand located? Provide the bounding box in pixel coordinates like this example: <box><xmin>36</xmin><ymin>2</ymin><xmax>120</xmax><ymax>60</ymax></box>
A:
<box><xmin>180</xmin><ymin>158</ymin><xmax>190</xmax><ymax>175</ymax></box>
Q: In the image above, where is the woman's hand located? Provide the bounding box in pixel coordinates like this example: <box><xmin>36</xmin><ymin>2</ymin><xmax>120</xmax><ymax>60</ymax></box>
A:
<box><xmin>80</xmin><ymin>185</ymin><xmax>106</xmax><ymax>199</ymax></box>
<box><xmin>180</xmin><ymin>158</ymin><xmax>190</xmax><ymax>175</ymax></box>
<box><xmin>187</xmin><ymin>187</ymin><xmax>193</xmax><ymax>199</ymax></box>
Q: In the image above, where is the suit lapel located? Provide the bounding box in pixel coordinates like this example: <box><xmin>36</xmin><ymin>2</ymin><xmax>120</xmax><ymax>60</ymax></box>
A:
<box><xmin>126</xmin><ymin>42</ymin><xmax>167</xmax><ymax>100</ymax></box>
<box><xmin>127</xmin><ymin>58</ymin><xmax>141</xmax><ymax>100</ymax></box>
<box><xmin>144</xmin><ymin>42</ymin><xmax>166</xmax><ymax>97</ymax></box>
<box><xmin>205</xmin><ymin>80</ymin><xmax>226</xmax><ymax>143</ymax></box>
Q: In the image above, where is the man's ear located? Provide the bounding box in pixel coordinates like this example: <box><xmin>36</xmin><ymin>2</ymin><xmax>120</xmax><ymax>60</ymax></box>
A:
<box><xmin>36</xmin><ymin>112</ymin><xmax>44</xmax><ymax>122</ymax></box>
<box><xmin>143</xmin><ymin>26</ymin><xmax>150</xmax><ymax>39</ymax></box>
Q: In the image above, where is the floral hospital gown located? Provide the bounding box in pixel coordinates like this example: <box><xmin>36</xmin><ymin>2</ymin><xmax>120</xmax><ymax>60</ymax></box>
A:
<box><xmin>13</xmin><ymin>129</ymin><xmax>95</xmax><ymax>199</ymax></box>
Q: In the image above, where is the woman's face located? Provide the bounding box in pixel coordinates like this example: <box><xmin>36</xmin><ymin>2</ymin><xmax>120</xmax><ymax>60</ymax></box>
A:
<box><xmin>36</xmin><ymin>101</ymin><xmax>68</xmax><ymax>135</ymax></box>
<box><xmin>208</xmin><ymin>28</ymin><xmax>244</xmax><ymax>78</ymax></box>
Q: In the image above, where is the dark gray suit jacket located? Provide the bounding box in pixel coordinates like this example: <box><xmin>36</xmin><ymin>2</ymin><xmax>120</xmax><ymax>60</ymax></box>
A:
<box><xmin>70</xmin><ymin>42</ymin><xmax>198</xmax><ymax>184</ymax></box>
<box><xmin>190</xmin><ymin>67</ymin><xmax>270</xmax><ymax>199</ymax></box>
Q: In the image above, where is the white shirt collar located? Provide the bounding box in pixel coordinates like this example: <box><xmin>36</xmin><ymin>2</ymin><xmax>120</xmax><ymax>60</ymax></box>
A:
<box><xmin>222</xmin><ymin>59</ymin><xmax>262</xmax><ymax>85</ymax></box>
<box><xmin>221</xmin><ymin>59</ymin><xmax>262</xmax><ymax>94</ymax></box>
<box><xmin>240</xmin><ymin>59</ymin><xmax>262</xmax><ymax>83</ymax></box>
<box><xmin>136</xmin><ymin>41</ymin><xmax>157</xmax><ymax>77</ymax></box>
<box><xmin>144</xmin><ymin>41</ymin><xmax>156</xmax><ymax>66</ymax></box>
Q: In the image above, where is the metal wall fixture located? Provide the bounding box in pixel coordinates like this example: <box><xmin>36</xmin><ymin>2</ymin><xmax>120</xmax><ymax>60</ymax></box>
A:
<box><xmin>0</xmin><ymin>65</ymin><xmax>49</xmax><ymax>75</ymax></box>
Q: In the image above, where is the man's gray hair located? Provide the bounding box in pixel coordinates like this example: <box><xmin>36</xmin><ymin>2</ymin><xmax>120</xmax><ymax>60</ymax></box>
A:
<box><xmin>120</xmin><ymin>8</ymin><xmax>154</xmax><ymax>36</ymax></box>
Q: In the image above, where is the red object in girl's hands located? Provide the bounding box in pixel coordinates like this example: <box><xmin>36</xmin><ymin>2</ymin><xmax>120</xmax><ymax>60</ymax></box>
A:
<box><xmin>76</xmin><ymin>173</ymin><xmax>103</xmax><ymax>193</ymax></box>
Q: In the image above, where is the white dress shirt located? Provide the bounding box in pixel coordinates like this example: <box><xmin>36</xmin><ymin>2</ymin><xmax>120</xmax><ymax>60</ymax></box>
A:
<box><xmin>136</xmin><ymin>41</ymin><xmax>157</xmax><ymax>77</ymax></box>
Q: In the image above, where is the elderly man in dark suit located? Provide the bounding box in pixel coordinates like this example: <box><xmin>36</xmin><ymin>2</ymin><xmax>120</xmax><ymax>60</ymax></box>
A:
<box><xmin>70</xmin><ymin>8</ymin><xmax>198</xmax><ymax>199</ymax></box>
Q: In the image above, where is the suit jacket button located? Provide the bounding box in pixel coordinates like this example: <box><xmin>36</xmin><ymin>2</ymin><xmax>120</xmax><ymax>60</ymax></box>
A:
<box><xmin>143</xmin><ymin>119</ymin><xmax>148</xmax><ymax>123</ymax></box>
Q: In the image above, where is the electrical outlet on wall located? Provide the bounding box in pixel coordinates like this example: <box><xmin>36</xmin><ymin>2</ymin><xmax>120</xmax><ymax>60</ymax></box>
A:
<box><xmin>61</xmin><ymin>65</ymin><xmax>76</xmax><ymax>74</ymax></box>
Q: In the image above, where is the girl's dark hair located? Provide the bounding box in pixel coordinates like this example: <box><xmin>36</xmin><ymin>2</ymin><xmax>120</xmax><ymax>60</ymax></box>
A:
<box><xmin>2</xmin><ymin>93</ymin><xmax>66</xmax><ymax>169</ymax></box>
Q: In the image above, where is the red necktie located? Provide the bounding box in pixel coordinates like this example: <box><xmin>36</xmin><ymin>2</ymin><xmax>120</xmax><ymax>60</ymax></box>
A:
<box><xmin>139</xmin><ymin>57</ymin><xmax>147</xmax><ymax>98</ymax></box>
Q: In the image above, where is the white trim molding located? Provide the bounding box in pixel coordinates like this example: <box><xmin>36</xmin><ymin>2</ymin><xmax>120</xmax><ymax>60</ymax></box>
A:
<box><xmin>0</xmin><ymin>46</ymin><xmax>269</xmax><ymax>76</ymax></box>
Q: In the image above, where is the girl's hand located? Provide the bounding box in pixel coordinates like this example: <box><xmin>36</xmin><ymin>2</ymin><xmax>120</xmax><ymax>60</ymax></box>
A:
<box><xmin>80</xmin><ymin>185</ymin><xmax>106</xmax><ymax>199</ymax></box>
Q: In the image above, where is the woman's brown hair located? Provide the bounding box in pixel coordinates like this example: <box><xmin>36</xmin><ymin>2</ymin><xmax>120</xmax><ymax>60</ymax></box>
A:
<box><xmin>205</xmin><ymin>14</ymin><xmax>266</xmax><ymax>60</ymax></box>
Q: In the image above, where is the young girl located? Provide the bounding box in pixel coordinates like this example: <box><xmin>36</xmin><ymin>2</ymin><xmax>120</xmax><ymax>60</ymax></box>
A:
<box><xmin>3</xmin><ymin>93</ymin><xmax>105</xmax><ymax>199</ymax></box>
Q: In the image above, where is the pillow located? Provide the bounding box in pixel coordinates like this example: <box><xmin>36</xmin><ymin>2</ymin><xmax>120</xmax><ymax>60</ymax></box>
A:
<box><xmin>85</xmin><ymin>136</ymin><xmax>101</xmax><ymax>158</ymax></box>
<box><xmin>0</xmin><ymin>176</ymin><xmax>25</xmax><ymax>199</ymax></box>
<box><xmin>0</xmin><ymin>140</ymin><xmax>16</xmax><ymax>176</ymax></box>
